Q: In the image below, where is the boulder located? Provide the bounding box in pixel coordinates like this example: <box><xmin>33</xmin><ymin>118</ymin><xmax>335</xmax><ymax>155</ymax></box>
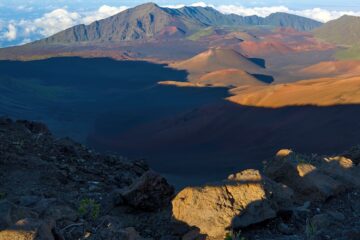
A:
<box><xmin>172</xmin><ymin>169</ymin><xmax>293</xmax><ymax>238</ymax></box>
<box><xmin>0</xmin><ymin>218</ymin><xmax>55</xmax><ymax>240</ymax></box>
<box><xmin>265</xmin><ymin>150</ymin><xmax>345</xmax><ymax>201</ymax></box>
<box><xmin>343</xmin><ymin>145</ymin><xmax>360</xmax><ymax>165</ymax></box>
<box><xmin>121</xmin><ymin>170</ymin><xmax>174</xmax><ymax>211</ymax></box>
<box><xmin>320</xmin><ymin>156</ymin><xmax>360</xmax><ymax>188</ymax></box>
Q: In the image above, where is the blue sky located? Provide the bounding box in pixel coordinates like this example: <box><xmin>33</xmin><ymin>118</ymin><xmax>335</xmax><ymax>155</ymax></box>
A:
<box><xmin>1</xmin><ymin>0</ymin><xmax>360</xmax><ymax>47</ymax></box>
<box><xmin>2</xmin><ymin>0</ymin><xmax>360</xmax><ymax>12</ymax></box>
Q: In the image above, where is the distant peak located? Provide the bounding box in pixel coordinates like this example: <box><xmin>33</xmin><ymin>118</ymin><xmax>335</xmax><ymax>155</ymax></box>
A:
<box><xmin>268</xmin><ymin>12</ymin><xmax>308</xmax><ymax>18</ymax></box>
<box><xmin>139</xmin><ymin>2</ymin><xmax>159</xmax><ymax>7</ymax></box>
<box><xmin>180</xmin><ymin>5</ymin><xmax>219</xmax><ymax>12</ymax></box>
<box><xmin>338</xmin><ymin>14</ymin><xmax>360</xmax><ymax>20</ymax></box>
<box><xmin>136</xmin><ymin>2</ymin><xmax>161</xmax><ymax>10</ymax></box>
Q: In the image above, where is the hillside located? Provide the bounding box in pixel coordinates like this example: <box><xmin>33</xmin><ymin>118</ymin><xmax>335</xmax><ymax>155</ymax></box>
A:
<box><xmin>198</xmin><ymin>69</ymin><xmax>266</xmax><ymax>87</ymax></box>
<box><xmin>314</xmin><ymin>15</ymin><xmax>360</xmax><ymax>46</ymax></box>
<box><xmin>32</xmin><ymin>3</ymin><xmax>321</xmax><ymax>45</ymax></box>
<box><xmin>266</xmin><ymin>12</ymin><xmax>322</xmax><ymax>31</ymax></box>
<box><xmin>170</xmin><ymin>47</ymin><xmax>270</xmax><ymax>86</ymax></box>
<box><xmin>173</xmin><ymin>48</ymin><xmax>262</xmax><ymax>73</ymax></box>
<box><xmin>41</xmin><ymin>3</ymin><xmax>193</xmax><ymax>43</ymax></box>
<box><xmin>228</xmin><ymin>75</ymin><xmax>360</xmax><ymax>107</ymax></box>
<box><xmin>171</xmin><ymin>48</ymin><xmax>262</xmax><ymax>73</ymax></box>
<box><xmin>239</xmin><ymin>40</ymin><xmax>295</xmax><ymax>56</ymax></box>
<box><xmin>2</xmin><ymin>118</ymin><xmax>360</xmax><ymax>240</ymax></box>
<box><xmin>0</xmin><ymin>118</ymin><xmax>185</xmax><ymax>239</ymax></box>
<box><xmin>300</xmin><ymin>60</ymin><xmax>360</xmax><ymax>78</ymax></box>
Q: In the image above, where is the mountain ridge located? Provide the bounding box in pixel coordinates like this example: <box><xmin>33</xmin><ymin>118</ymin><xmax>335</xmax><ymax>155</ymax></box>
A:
<box><xmin>33</xmin><ymin>2</ymin><xmax>322</xmax><ymax>45</ymax></box>
<box><xmin>314</xmin><ymin>15</ymin><xmax>360</xmax><ymax>46</ymax></box>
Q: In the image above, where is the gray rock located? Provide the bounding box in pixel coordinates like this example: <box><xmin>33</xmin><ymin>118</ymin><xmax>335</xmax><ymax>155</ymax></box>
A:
<box><xmin>277</xmin><ymin>222</ymin><xmax>295</xmax><ymax>235</ymax></box>
<box><xmin>266</xmin><ymin>150</ymin><xmax>345</xmax><ymax>201</ymax></box>
<box><xmin>121</xmin><ymin>170</ymin><xmax>174</xmax><ymax>211</ymax></box>
<box><xmin>320</xmin><ymin>156</ymin><xmax>360</xmax><ymax>188</ymax></box>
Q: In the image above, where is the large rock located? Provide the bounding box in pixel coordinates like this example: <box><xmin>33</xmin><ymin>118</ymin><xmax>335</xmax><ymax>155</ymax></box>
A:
<box><xmin>172</xmin><ymin>169</ymin><xmax>293</xmax><ymax>238</ymax></box>
<box><xmin>121</xmin><ymin>170</ymin><xmax>174</xmax><ymax>211</ymax></box>
<box><xmin>343</xmin><ymin>145</ymin><xmax>360</xmax><ymax>165</ymax></box>
<box><xmin>265</xmin><ymin>150</ymin><xmax>346</xmax><ymax>201</ymax></box>
<box><xmin>320</xmin><ymin>156</ymin><xmax>360</xmax><ymax>188</ymax></box>
<box><xmin>0</xmin><ymin>218</ymin><xmax>55</xmax><ymax>240</ymax></box>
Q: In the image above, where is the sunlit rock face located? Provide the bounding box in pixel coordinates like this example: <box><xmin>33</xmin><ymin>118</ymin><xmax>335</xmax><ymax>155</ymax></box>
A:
<box><xmin>172</xmin><ymin>169</ymin><xmax>293</xmax><ymax>238</ymax></box>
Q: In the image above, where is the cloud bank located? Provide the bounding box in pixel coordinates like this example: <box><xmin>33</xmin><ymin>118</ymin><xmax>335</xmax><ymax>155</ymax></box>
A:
<box><xmin>1</xmin><ymin>2</ymin><xmax>360</xmax><ymax>47</ymax></box>
<box><xmin>4</xmin><ymin>24</ymin><xmax>17</xmax><ymax>41</ymax></box>
<box><xmin>217</xmin><ymin>4</ymin><xmax>360</xmax><ymax>22</ymax></box>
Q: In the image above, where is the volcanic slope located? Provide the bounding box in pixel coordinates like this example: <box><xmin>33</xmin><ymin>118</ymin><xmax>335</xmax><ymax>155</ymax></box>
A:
<box><xmin>171</xmin><ymin>48</ymin><xmax>269</xmax><ymax>87</ymax></box>
<box><xmin>314</xmin><ymin>15</ymin><xmax>360</xmax><ymax>46</ymax></box>
<box><xmin>198</xmin><ymin>69</ymin><xmax>267</xmax><ymax>87</ymax></box>
<box><xmin>300</xmin><ymin>60</ymin><xmax>360</xmax><ymax>78</ymax></box>
<box><xmin>228</xmin><ymin>75</ymin><xmax>360</xmax><ymax>107</ymax></box>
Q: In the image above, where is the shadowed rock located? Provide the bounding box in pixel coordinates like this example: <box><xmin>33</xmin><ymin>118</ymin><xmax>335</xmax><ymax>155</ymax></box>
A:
<box><xmin>265</xmin><ymin>150</ymin><xmax>346</xmax><ymax>201</ymax></box>
<box><xmin>121</xmin><ymin>170</ymin><xmax>174</xmax><ymax>211</ymax></box>
<box><xmin>265</xmin><ymin>149</ymin><xmax>360</xmax><ymax>202</ymax></box>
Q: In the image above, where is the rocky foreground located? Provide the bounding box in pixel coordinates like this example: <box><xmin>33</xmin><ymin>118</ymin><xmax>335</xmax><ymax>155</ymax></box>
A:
<box><xmin>0</xmin><ymin>118</ymin><xmax>360</xmax><ymax>240</ymax></box>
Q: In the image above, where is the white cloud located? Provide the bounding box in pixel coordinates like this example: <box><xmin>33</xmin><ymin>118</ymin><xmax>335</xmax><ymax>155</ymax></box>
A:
<box><xmin>82</xmin><ymin>5</ymin><xmax>128</xmax><ymax>25</ymax></box>
<box><xmin>163</xmin><ymin>3</ymin><xmax>360</xmax><ymax>23</ymax></box>
<box><xmin>291</xmin><ymin>8</ymin><xmax>360</xmax><ymax>22</ymax></box>
<box><xmin>164</xmin><ymin>4</ymin><xmax>185</xmax><ymax>9</ymax></box>
<box><xmin>0</xmin><ymin>5</ymin><xmax>128</xmax><ymax>46</ymax></box>
<box><xmin>16</xmin><ymin>5</ymin><xmax>34</xmax><ymax>12</ymax></box>
<box><xmin>25</xmin><ymin>5</ymin><xmax>128</xmax><ymax>37</ymax></box>
<box><xmin>33</xmin><ymin>9</ymin><xmax>81</xmax><ymax>36</ymax></box>
<box><xmin>217</xmin><ymin>5</ymin><xmax>290</xmax><ymax>17</ymax></box>
<box><xmin>4</xmin><ymin>24</ymin><xmax>17</xmax><ymax>41</ymax></box>
<box><xmin>190</xmin><ymin>2</ymin><xmax>211</xmax><ymax>8</ymax></box>
<box><xmin>164</xmin><ymin>2</ymin><xmax>213</xmax><ymax>9</ymax></box>
<box><xmin>20</xmin><ymin>38</ymin><xmax>32</xmax><ymax>45</ymax></box>
<box><xmin>215</xmin><ymin>4</ymin><xmax>360</xmax><ymax>23</ymax></box>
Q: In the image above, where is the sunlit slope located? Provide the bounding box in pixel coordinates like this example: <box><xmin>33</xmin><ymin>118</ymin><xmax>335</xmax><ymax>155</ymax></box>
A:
<box><xmin>171</xmin><ymin>48</ymin><xmax>269</xmax><ymax>86</ymax></box>
<box><xmin>300</xmin><ymin>60</ymin><xmax>360</xmax><ymax>77</ymax></box>
<box><xmin>198</xmin><ymin>69</ymin><xmax>266</xmax><ymax>87</ymax></box>
<box><xmin>229</xmin><ymin>76</ymin><xmax>360</xmax><ymax>107</ymax></box>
